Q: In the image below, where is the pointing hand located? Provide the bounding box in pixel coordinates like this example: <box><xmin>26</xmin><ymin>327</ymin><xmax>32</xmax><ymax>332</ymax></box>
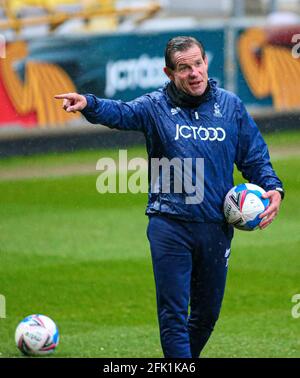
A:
<box><xmin>54</xmin><ymin>93</ymin><xmax>87</xmax><ymax>113</ymax></box>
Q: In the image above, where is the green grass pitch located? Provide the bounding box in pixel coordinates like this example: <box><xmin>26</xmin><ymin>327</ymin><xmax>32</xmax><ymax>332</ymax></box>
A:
<box><xmin>0</xmin><ymin>130</ymin><xmax>299</xmax><ymax>358</ymax></box>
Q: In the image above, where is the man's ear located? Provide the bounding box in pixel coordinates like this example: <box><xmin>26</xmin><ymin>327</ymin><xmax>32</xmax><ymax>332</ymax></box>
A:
<box><xmin>164</xmin><ymin>66</ymin><xmax>174</xmax><ymax>81</ymax></box>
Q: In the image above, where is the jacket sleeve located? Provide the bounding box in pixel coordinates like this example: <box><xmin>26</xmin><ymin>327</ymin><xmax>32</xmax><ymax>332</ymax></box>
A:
<box><xmin>80</xmin><ymin>94</ymin><xmax>152</xmax><ymax>133</ymax></box>
<box><xmin>235</xmin><ymin>100</ymin><xmax>283</xmax><ymax>191</ymax></box>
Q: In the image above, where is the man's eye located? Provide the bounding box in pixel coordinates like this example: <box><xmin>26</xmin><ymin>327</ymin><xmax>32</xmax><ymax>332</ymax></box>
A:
<box><xmin>179</xmin><ymin>66</ymin><xmax>188</xmax><ymax>72</ymax></box>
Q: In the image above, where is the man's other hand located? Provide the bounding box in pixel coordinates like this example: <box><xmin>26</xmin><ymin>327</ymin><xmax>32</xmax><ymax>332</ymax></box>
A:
<box><xmin>259</xmin><ymin>190</ymin><xmax>282</xmax><ymax>229</ymax></box>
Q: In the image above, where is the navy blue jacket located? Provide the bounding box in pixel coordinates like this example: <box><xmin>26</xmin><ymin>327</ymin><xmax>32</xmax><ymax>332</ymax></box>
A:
<box><xmin>82</xmin><ymin>79</ymin><xmax>283</xmax><ymax>223</ymax></box>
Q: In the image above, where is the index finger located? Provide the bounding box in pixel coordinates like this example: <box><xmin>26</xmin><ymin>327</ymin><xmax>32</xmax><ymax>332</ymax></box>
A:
<box><xmin>54</xmin><ymin>94</ymin><xmax>75</xmax><ymax>100</ymax></box>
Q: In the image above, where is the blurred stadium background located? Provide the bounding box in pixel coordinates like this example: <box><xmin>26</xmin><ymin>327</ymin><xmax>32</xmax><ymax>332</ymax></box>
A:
<box><xmin>0</xmin><ymin>0</ymin><xmax>300</xmax><ymax>358</ymax></box>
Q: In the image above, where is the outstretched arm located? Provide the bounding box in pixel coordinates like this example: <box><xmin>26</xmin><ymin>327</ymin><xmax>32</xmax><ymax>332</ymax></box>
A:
<box><xmin>55</xmin><ymin>92</ymin><xmax>152</xmax><ymax>132</ymax></box>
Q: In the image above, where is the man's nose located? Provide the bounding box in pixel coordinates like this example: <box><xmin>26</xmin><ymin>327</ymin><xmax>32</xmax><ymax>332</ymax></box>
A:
<box><xmin>190</xmin><ymin>66</ymin><xmax>199</xmax><ymax>77</ymax></box>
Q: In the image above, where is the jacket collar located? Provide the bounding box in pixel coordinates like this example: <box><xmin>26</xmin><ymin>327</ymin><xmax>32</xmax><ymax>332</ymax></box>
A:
<box><xmin>164</xmin><ymin>78</ymin><xmax>217</xmax><ymax>109</ymax></box>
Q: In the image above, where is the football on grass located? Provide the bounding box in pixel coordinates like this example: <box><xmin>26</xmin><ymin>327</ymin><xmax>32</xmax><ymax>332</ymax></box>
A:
<box><xmin>224</xmin><ymin>183</ymin><xmax>269</xmax><ymax>231</ymax></box>
<box><xmin>15</xmin><ymin>314</ymin><xmax>59</xmax><ymax>356</ymax></box>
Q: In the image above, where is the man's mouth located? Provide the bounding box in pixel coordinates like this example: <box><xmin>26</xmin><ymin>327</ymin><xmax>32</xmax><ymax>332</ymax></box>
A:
<box><xmin>189</xmin><ymin>81</ymin><xmax>202</xmax><ymax>87</ymax></box>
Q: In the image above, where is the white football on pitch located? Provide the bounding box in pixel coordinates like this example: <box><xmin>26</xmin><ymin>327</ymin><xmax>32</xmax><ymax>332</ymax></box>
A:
<box><xmin>15</xmin><ymin>314</ymin><xmax>59</xmax><ymax>356</ymax></box>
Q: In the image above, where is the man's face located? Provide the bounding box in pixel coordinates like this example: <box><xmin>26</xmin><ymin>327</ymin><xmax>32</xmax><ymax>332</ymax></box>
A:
<box><xmin>164</xmin><ymin>45</ymin><xmax>208</xmax><ymax>96</ymax></box>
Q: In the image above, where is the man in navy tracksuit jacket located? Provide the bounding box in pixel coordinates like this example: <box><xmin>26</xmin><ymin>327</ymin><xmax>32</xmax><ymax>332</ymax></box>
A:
<box><xmin>55</xmin><ymin>36</ymin><xmax>284</xmax><ymax>358</ymax></box>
